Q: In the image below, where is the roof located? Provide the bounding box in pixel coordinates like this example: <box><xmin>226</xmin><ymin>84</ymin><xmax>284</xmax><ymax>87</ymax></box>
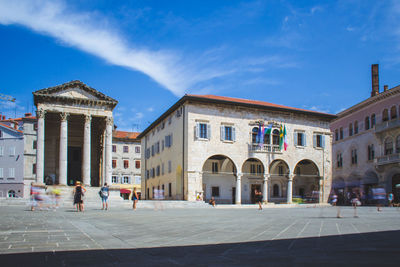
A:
<box><xmin>33</xmin><ymin>80</ymin><xmax>118</xmax><ymax>109</ymax></box>
<box><xmin>0</xmin><ymin>122</ymin><xmax>23</xmax><ymax>134</ymax></box>
<box><xmin>137</xmin><ymin>94</ymin><xmax>337</xmax><ymax>139</ymax></box>
<box><xmin>335</xmin><ymin>84</ymin><xmax>400</xmax><ymax>119</ymax></box>
<box><xmin>113</xmin><ymin>130</ymin><xmax>140</xmax><ymax>140</ymax></box>
<box><xmin>0</xmin><ymin>116</ymin><xmax>36</xmax><ymax>122</ymax></box>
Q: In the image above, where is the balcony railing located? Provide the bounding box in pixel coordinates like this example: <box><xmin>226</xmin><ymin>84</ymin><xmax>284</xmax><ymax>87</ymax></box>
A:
<box><xmin>249</xmin><ymin>143</ymin><xmax>281</xmax><ymax>153</ymax></box>
<box><xmin>376</xmin><ymin>153</ymin><xmax>400</xmax><ymax>166</ymax></box>
<box><xmin>375</xmin><ymin>119</ymin><xmax>400</xmax><ymax>133</ymax></box>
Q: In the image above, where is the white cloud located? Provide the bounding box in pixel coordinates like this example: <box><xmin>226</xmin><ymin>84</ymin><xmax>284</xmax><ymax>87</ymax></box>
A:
<box><xmin>147</xmin><ymin>107</ymin><xmax>154</xmax><ymax>112</ymax></box>
<box><xmin>0</xmin><ymin>0</ymin><xmax>235</xmax><ymax>96</ymax></box>
<box><xmin>135</xmin><ymin>112</ymin><xmax>144</xmax><ymax>119</ymax></box>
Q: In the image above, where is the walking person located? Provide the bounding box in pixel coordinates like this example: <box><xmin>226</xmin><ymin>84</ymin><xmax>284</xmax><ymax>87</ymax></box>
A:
<box><xmin>100</xmin><ymin>183</ymin><xmax>109</xmax><ymax>210</ymax></box>
<box><xmin>73</xmin><ymin>181</ymin><xmax>86</xmax><ymax>212</ymax></box>
<box><xmin>132</xmin><ymin>187</ymin><xmax>139</xmax><ymax>210</ymax></box>
<box><xmin>350</xmin><ymin>190</ymin><xmax>360</xmax><ymax>218</ymax></box>
<box><xmin>388</xmin><ymin>192</ymin><xmax>394</xmax><ymax>207</ymax></box>
<box><xmin>255</xmin><ymin>189</ymin><xmax>263</xmax><ymax>210</ymax></box>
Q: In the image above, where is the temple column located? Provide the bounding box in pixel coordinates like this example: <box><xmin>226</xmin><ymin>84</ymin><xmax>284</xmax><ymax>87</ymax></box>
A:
<box><xmin>262</xmin><ymin>174</ymin><xmax>269</xmax><ymax>203</ymax></box>
<box><xmin>287</xmin><ymin>174</ymin><xmax>293</xmax><ymax>204</ymax></box>
<box><xmin>36</xmin><ymin>109</ymin><xmax>46</xmax><ymax>183</ymax></box>
<box><xmin>235</xmin><ymin>173</ymin><xmax>242</xmax><ymax>204</ymax></box>
<box><xmin>82</xmin><ymin>115</ymin><xmax>91</xmax><ymax>186</ymax></box>
<box><xmin>59</xmin><ymin>112</ymin><xmax>68</xmax><ymax>185</ymax></box>
<box><xmin>104</xmin><ymin>117</ymin><xmax>113</xmax><ymax>186</ymax></box>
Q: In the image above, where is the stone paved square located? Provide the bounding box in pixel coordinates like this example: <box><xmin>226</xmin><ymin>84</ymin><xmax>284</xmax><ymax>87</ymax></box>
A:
<box><xmin>0</xmin><ymin>205</ymin><xmax>400</xmax><ymax>266</ymax></box>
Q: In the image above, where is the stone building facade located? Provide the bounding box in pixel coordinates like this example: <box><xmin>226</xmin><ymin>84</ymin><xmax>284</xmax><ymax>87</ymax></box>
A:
<box><xmin>33</xmin><ymin>81</ymin><xmax>117</xmax><ymax>187</ymax></box>
<box><xmin>331</xmin><ymin>65</ymin><xmax>400</xmax><ymax>202</ymax></box>
<box><xmin>0</xmin><ymin>122</ymin><xmax>24</xmax><ymax>197</ymax></box>
<box><xmin>139</xmin><ymin>95</ymin><xmax>336</xmax><ymax>204</ymax></box>
<box><xmin>112</xmin><ymin>131</ymin><xmax>142</xmax><ymax>198</ymax></box>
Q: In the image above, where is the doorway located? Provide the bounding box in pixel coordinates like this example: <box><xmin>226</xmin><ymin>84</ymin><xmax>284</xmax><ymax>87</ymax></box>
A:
<box><xmin>68</xmin><ymin>146</ymin><xmax>82</xmax><ymax>186</ymax></box>
<box><xmin>251</xmin><ymin>184</ymin><xmax>261</xmax><ymax>204</ymax></box>
<box><xmin>232</xmin><ymin>187</ymin><xmax>236</xmax><ymax>204</ymax></box>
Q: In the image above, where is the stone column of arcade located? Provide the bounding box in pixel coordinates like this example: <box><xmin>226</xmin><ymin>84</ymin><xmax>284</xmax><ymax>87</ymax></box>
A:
<box><xmin>59</xmin><ymin>112</ymin><xmax>69</xmax><ymax>185</ymax></box>
<box><xmin>82</xmin><ymin>115</ymin><xmax>91</xmax><ymax>186</ymax></box>
<box><xmin>287</xmin><ymin>174</ymin><xmax>293</xmax><ymax>204</ymax></box>
<box><xmin>235</xmin><ymin>173</ymin><xmax>242</xmax><ymax>204</ymax></box>
<box><xmin>36</xmin><ymin>109</ymin><xmax>46</xmax><ymax>183</ymax></box>
<box><xmin>104</xmin><ymin>117</ymin><xmax>113</xmax><ymax>186</ymax></box>
<box><xmin>262</xmin><ymin>174</ymin><xmax>269</xmax><ymax>203</ymax></box>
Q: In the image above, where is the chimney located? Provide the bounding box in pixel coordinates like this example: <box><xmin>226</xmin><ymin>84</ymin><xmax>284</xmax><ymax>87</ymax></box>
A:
<box><xmin>24</xmin><ymin>113</ymin><xmax>32</xmax><ymax>117</ymax></box>
<box><xmin>383</xmin><ymin>85</ymin><xmax>388</xmax><ymax>92</ymax></box>
<box><xmin>14</xmin><ymin>123</ymin><xmax>18</xmax><ymax>130</ymax></box>
<box><xmin>371</xmin><ymin>64</ymin><xmax>379</xmax><ymax>97</ymax></box>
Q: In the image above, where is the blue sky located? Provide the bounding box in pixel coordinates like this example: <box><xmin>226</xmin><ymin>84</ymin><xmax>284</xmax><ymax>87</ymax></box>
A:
<box><xmin>0</xmin><ymin>0</ymin><xmax>399</xmax><ymax>131</ymax></box>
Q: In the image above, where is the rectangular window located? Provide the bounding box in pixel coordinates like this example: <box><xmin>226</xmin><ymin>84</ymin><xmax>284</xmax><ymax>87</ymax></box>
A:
<box><xmin>0</xmin><ymin>146</ymin><xmax>3</xmax><ymax>156</ymax></box>
<box><xmin>221</xmin><ymin>125</ymin><xmax>235</xmax><ymax>141</ymax></box>
<box><xmin>123</xmin><ymin>176</ymin><xmax>129</xmax><ymax>184</ymax></box>
<box><xmin>168</xmin><ymin>161</ymin><xmax>172</xmax><ymax>173</ymax></box>
<box><xmin>165</xmin><ymin>134</ymin><xmax>173</xmax><ymax>147</ymax></box>
<box><xmin>112</xmin><ymin>160</ymin><xmax>117</xmax><ymax>168</ymax></box>
<box><xmin>135</xmin><ymin>160</ymin><xmax>140</xmax><ymax>169</ymax></box>
<box><xmin>151</xmin><ymin>168</ymin><xmax>155</xmax><ymax>178</ymax></box>
<box><xmin>33</xmin><ymin>141</ymin><xmax>37</xmax><ymax>150</ymax></box>
<box><xmin>335</xmin><ymin>129</ymin><xmax>338</xmax><ymax>141</ymax></box>
<box><xmin>212</xmin><ymin>186</ymin><xmax>220</xmax><ymax>197</ymax></box>
<box><xmin>339</xmin><ymin>128</ymin><xmax>343</xmax><ymax>140</ymax></box>
<box><xmin>124</xmin><ymin>160</ymin><xmax>129</xmax><ymax>169</ymax></box>
<box><xmin>294</xmin><ymin>132</ymin><xmax>305</xmax><ymax>146</ymax></box>
<box><xmin>250</xmin><ymin>164</ymin><xmax>256</xmax><ymax>174</ymax></box>
<box><xmin>112</xmin><ymin>145</ymin><xmax>116</xmax><ymax>152</ymax></box>
<box><xmin>32</xmin><ymin>163</ymin><xmax>36</xmax><ymax>174</ymax></box>
<box><xmin>151</xmin><ymin>145</ymin><xmax>155</xmax><ymax>156</ymax></box>
<box><xmin>212</xmin><ymin>162</ymin><xmax>218</xmax><ymax>173</ymax></box>
<box><xmin>354</xmin><ymin>121</ymin><xmax>359</xmax><ymax>134</ymax></box>
<box><xmin>351</xmin><ymin>149</ymin><xmax>358</xmax><ymax>165</ymax></box>
<box><xmin>112</xmin><ymin>176</ymin><xmax>118</xmax><ymax>183</ymax></box>
<box><xmin>0</xmin><ymin>168</ymin><xmax>3</xmax><ymax>178</ymax></box>
<box><xmin>162</xmin><ymin>140</ymin><xmax>165</xmax><ymax>151</ymax></box>
<box><xmin>123</xmin><ymin>146</ymin><xmax>128</xmax><ymax>153</ymax></box>
<box><xmin>257</xmin><ymin>165</ymin><xmax>262</xmax><ymax>175</ymax></box>
<box><xmin>368</xmin><ymin>145</ymin><xmax>375</xmax><ymax>161</ymax></box>
<box><xmin>156</xmin><ymin>165</ymin><xmax>160</xmax><ymax>176</ymax></box>
<box><xmin>168</xmin><ymin>183</ymin><xmax>172</xmax><ymax>197</ymax></box>
<box><xmin>135</xmin><ymin>146</ymin><xmax>140</xmax><ymax>153</ymax></box>
<box><xmin>9</xmin><ymin>146</ymin><xmax>15</xmax><ymax>156</ymax></box>
<box><xmin>313</xmin><ymin>134</ymin><xmax>325</xmax><ymax>148</ymax></box>
<box><xmin>337</xmin><ymin>153</ymin><xmax>342</xmax><ymax>168</ymax></box>
<box><xmin>146</xmin><ymin>170</ymin><xmax>150</xmax><ymax>179</ymax></box>
<box><xmin>9</xmin><ymin>168</ymin><xmax>15</xmax><ymax>178</ymax></box>
<box><xmin>156</xmin><ymin>142</ymin><xmax>160</xmax><ymax>154</ymax></box>
<box><xmin>146</xmin><ymin>148</ymin><xmax>150</xmax><ymax>159</ymax></box>
<box><xmin>199</xmin><ymin>123</ymin><xmax>209</xmax><ymax>139</ymax></box>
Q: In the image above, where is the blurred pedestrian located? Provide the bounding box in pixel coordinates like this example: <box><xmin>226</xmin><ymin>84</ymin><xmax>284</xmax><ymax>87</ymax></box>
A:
<box><xmin>100</xmin><ymin>183</ymin><xmax>109</xmax><ymax>210</ymax></box>
<box><xmin>255</xmin><ymin>189</ymin><xmax>263</xmax><ymax>210</ymax></box>
<box><xmin>209</xmin><ymin>196</ymin><xmax>216</xmax><ymax>207</ymax></box>
<box><xmin>73</xmin><ymin>181</ymin><xmax>86</xmax><ymax>212</ymax></box>
<box><xmin>350</xmin><ymin>190</ymin><xmax>360</xmax><ymax>218</ymax></box>
<box><xmin>30</xmin><ymin>182</ymin><xmax>42</xmax><ymax>211</ymax></box>
<box><xmin>132</xmin><ymin>187</ymin><xmax>139</xmax><ymax>210</ymax></box>
<box><xmin>388</xmin><ymin>192</ymin><xmax>394</xmax><ymax>207</ymax></box>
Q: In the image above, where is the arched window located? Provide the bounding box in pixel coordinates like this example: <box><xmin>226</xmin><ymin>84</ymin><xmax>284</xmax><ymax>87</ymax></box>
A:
<box><xmin>382</xmin><ymin>109</ymin><xmax>389</xmax><ymax>122</ymax></box>
<box><xmin>396</xmin><ymin>135</ymin><xmax>400</xmax><ymax>153</ymax></box>
<box><xmin>391</xmin><ymin>106</ymin><xmax>397</xmax><ymax>120</ymax></box>
<box><xmin>349</xmin><ymin>123</ymin><xmax>353</xmax><ymax>136</ymax></box>
<box><xmin>371</xmin><ymin>114</ymin><xmax>376</xmax><ymax>127</ymax></box>
<box><xmin>264</xmin><ymin>133</ymin><xmax>270</xmax><ymax>144</ymax></box>
<box><xmin>365</xmin><ymin>116</ymin><xmax>370</xmax><ymax>130</ymax></box>
<box><xmin>385</xmin><ymin>137</ymin><xmax>393</xmax><ymax>155</ymax></box>
<box><xmin>272</xmin><ymin>129</ymin><xmax>280</xmax><ymax>145</ymax></box>
<box><xmin>354</xmin><ymin>121</ymin><xmax>359</xmax><ymax>134</ymax></box>
<box><xmin>8</xmin><ymin>190</ymin><xmax>16</xmax><ymax>198</ymax></box>
<box><xmin>251</xmin><ymin>127</ymin><xmax>258</xmax><ymax>143</ymax></box>
<box><xmin>273</xmin><ymin>184</ymin><xmax>279</xmax><ymax>197</ymax></box>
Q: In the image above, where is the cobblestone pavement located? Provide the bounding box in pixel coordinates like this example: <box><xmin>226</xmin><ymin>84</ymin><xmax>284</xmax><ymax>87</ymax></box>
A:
<box><xmin>0</xmin><ymin>205</ymin><xmax>400</xmax><ymax>266</ymax></box>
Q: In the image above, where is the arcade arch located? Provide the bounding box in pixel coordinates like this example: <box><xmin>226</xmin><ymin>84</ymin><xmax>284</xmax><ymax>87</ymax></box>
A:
<box><xmin>293</xmin><ymin>160</ymin><xmax>320</xmax><ymax>203</ymax></box>
<box><xmin>269</xmin><ymin>159</ymin><xmax>290</xmax><ymax>203</ymax></box>
<box><xmin>242</xmin><ymin>158</ymin><xmax>265</xmax><ymax>204</ymax></box>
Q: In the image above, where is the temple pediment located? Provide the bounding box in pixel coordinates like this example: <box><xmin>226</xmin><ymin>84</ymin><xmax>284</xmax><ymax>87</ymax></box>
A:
<box><xmin>33</xmin><ymin>80</ymin><xmax>118</xmax><ymax>109</ymax></box>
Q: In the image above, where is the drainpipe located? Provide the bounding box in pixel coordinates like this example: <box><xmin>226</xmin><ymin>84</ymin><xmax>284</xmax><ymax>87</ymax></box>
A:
<box><xmin>144</xmin><ymin>136</ymin><xmax>147</xmax><ymax>200</ymax></box>
<box><xmin>182</xmin><ymin>105</ymin><xmax>185</xmax><ymax>200</ymax></box>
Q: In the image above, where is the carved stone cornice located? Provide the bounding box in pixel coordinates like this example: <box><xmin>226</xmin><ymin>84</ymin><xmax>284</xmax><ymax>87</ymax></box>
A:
<box><xmin>60</xmin><ymin>112</ymin><xmax>69</xmax><ymax>122</ymax></box>
<box><xmin>105</xmin><ymin>116</ymin><xmax>113</xmax><ymax>126</ymax></box>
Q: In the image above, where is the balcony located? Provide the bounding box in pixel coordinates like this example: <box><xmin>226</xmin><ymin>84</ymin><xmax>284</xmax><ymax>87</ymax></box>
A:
<box><xmin>375</xmin><ymin>119</ymin><xmax>400</xmax><ymax>133</ymax></box>
<box><xmin>376</xmin><ymin>153</ymin><xmax>400</xmax><ymax>166</ymax></box>
<box><xmin>249</xmin><ymin>143</ymin><xmax>281</xmax><ymax>153</ymax></box>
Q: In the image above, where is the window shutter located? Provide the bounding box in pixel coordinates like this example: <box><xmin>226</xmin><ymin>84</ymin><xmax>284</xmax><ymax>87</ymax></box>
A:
<box><xmin>313</xmin><ymin>134</ymin><xmax>316</xmax><ymax>148</ymax></box>
<box><xmin>220</xmin><ymin>126</ymin><xmax>224</xmax><ymax>141</ymax></box>
<box><xmin>195</xmin><ymin>123</ymin><xmax>200</xmax><ymax>139</ymax></box>
<box><xmin>321</xmin><ymin>135</ymin><xmax>325</xmax><ymax>148</ymax></box>
<box><xmin>207</xmin><ymin>124</ymin><xmax>211</xmax><ymax>140</ymax></box>
<box><xmin>303</xmin><ymin>133</ymin><xmax>306</xmax><ymax>146</ymax></box>
<box><xmin>294</xmin><ymin>132</ymin><xmax>297</xmax><ymax>146</ymax></box>
<box><xmin>232</xmin><ymin>127</ymin><xmax>236</xmax><ymax>141</ymax></box>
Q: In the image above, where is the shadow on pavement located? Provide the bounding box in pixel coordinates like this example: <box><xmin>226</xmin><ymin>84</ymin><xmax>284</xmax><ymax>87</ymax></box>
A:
<box><xmin>1</xmin><ymin>230</ymin><xmax>399</xmax><ymax>266</ymax></box>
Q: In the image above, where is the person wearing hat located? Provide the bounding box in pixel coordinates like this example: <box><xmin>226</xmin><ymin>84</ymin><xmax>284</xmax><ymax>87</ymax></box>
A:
<box><xmin>73</xmin><ymin>181</ymin><xmax>86</xmax><ymax>212</ymax></box>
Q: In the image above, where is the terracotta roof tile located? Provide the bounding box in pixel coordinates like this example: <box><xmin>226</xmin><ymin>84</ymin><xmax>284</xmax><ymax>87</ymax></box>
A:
<box><xmin>0</xmin><ymin>122</ymin><xmax>23</xmax><ymax>133</ymax></box>
<box><xmin>113</xmin><ymin>131</ymin><xmax>140</xmax><ymax>140</ymax></box>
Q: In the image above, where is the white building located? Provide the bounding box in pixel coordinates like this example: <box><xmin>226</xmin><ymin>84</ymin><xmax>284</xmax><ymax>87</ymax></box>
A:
<box><xmin>112</xmin><ymin>130</ymin><xmax>142</xmax><ymax>199</ymax></box>
<box><xmin>139</xmin><ymin>94</ymin><xmax>336</xmax><ymax>204</ymax></box>
<box><xmin>331</xmin><ymin>64</ymin><xmax>400</xmax><ymax>203</ymax></box>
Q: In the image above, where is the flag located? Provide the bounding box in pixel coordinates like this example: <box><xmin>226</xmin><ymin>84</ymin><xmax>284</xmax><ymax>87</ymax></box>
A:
<box><xmin>283</xmin><ymin>125</ymin><xmax>288</xmax><ymax>151</ymax></box>
<box><xmin>264</xmin><ymin>124</ymin><xmax>272</xmax><ymax>135</ymax></box>
<box><xmin>279</xmin><ymin>125</ymin><xmax>284</xmax><ymax>149</ymax></box>
<box><xmin>256</xmin><ymin>122</ymin><xmax>262</xmax><ymax>143</ymax></box>
<box><xmin>259</xmin><ymin>123</ymin><xmax>265</xmax><ymax>147</ymax></box>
